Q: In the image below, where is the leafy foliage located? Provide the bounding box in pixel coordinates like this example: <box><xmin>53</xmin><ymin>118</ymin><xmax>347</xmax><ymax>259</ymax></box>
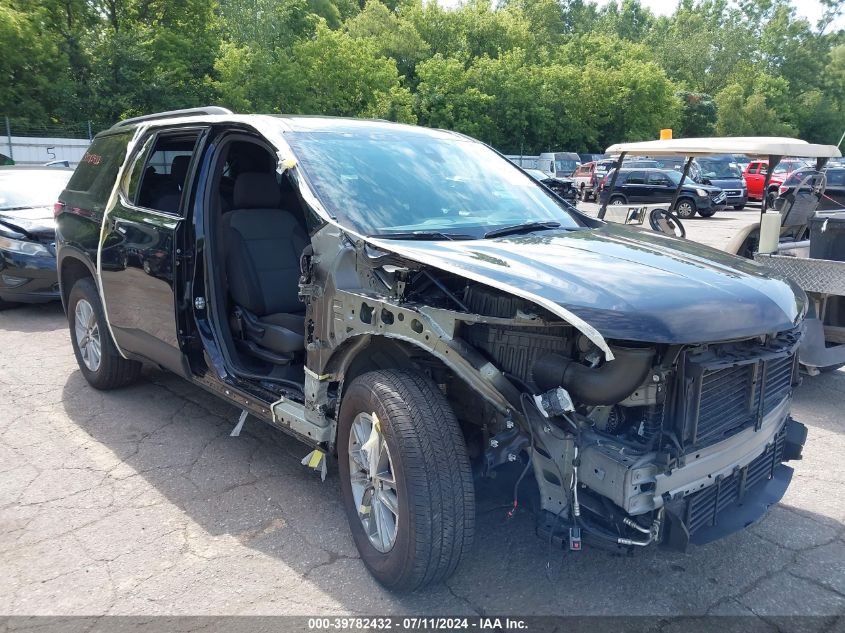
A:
<box><xmin>1</xmin><ymin>0</ymin><xmax>843</xmax><ymax>152</ymax></box>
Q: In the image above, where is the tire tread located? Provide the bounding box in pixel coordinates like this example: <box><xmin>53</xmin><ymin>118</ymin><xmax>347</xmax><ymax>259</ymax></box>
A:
<box><xmin>343</xmin><ymin>369</ymin><xmax>475</xmax><ymax>590</ymax></box>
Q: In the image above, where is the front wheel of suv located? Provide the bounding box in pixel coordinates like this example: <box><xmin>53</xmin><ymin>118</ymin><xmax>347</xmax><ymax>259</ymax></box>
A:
<box><xmin>68</xmin><ymin>277</ymin><xmax>141</xmax><ymax>390</ymax></box>
<box><xmin>674</xmin><ymin>198</ymin><xmax>697</xmax><ymax>219</ymax></box>
<box><xmin>337</xmin><ymin>369</ymin><xmax>475</xmax><ymax>590</ymax></box>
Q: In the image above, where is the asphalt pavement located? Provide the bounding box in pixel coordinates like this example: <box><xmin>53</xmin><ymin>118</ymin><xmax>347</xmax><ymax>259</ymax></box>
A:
<box><xmin>1</xmin><ymin>202</ymin><xmax>843</xmax><ymax>625</ymax></box>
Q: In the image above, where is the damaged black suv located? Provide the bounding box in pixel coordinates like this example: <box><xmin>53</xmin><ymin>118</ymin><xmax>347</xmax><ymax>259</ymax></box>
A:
<box><xmin>56</xmin><ymin>107</ymin><xmax>807</xmax><ymax>590</ymax></box>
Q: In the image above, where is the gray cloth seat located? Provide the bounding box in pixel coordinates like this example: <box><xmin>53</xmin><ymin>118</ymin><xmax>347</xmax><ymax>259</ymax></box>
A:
<box><xmin>149</xmin><ymin>155</ymin><xmax>193</xmax><ymax>213</ymax></box>
<box><xmin>223</xmin><ymin>172</ymin><xmax>308</xmax><ymax>358</ymax></box>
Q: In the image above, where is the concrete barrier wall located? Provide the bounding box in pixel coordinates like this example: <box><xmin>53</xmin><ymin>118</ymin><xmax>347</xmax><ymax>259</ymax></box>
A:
<box><xmin>5</xmin><ymin>136</ymin><xmax>91</xmax><ymax>168</ymax></box>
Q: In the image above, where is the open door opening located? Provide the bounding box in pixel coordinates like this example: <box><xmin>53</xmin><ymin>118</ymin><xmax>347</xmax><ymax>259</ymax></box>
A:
<box><xmin>202</xmin><ymin>132</ymin><xmax>310</xmax><ymax>396</ymax></box>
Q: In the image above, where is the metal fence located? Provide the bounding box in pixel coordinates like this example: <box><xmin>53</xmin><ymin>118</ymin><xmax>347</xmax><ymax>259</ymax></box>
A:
<box><xmin>2</xmin><ymin>117</ymin><xmax>100</xmax><ymax>167</ymax></box>
<box><xmin>505</xmin><ymin>154</ymin><xmax>540</xmax><ymax>169</ymax></box>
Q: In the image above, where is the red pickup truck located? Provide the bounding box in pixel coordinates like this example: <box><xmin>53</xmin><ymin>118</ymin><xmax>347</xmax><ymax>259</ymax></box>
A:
<box><xmin>743</xmin><ymin>159</ymin><xmax>809</xmax><ymax>206</ymax></box>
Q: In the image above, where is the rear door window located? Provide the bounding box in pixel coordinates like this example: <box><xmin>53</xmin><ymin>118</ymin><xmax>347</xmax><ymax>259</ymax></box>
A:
<box><xmin>126</xmin><ymin>130</ymin><xmax>201</xmax><ymax>214</ymax></box>
<box><xmin>625</xmin><ymin>172</ymin><xmax>646</xmax><ymax>185</ymax></box>
<box><xmin>647</xmin><ymin>172</ymin><xmax>673</xmax><ymax>186</ymax></box>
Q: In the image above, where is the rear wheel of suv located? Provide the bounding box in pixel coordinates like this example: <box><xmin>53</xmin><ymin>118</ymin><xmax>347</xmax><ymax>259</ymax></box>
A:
<box><xmin>698</xmin><ymin>208</ymin><xmax>717</xmax><ymax>218</ymax></box>
<box><xmin>0</xmin><ymin>298</ymin><xmax>20</xmax><ymax>310</ymax></box>
<box><xmin>674</xmin><ymin>198</ymin><xmax>697</xmax><ymax>219</ymax></box>
<box><xmin>68</xmin><ymin>277</ymin><xmax>141</xmax><ymax>390</ymax></box>
<box><xmin>733</xmin><ymin>204</ymin><xmax>746</xmax><ymax>210</ymax></box>
<box><xmin>609</xmin><ymin>195</ymin><xmax>626</xmax><ymax>205</ymax></box>
<box><xmin>337</xmin><ymin>369</ymin><xmax>475</xmax><ymax>590</ymax></box>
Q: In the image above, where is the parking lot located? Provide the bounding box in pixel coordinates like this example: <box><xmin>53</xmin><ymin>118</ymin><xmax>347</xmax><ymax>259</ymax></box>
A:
<box><xmin>1</xmin><ymin>203</ymin><xmax>844</xmax><ymax>623</ymax></box>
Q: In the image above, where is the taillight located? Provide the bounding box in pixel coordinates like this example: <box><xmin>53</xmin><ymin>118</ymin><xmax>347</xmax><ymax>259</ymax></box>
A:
<box><xmin>53</xmin><ymin>201</ymin><xmax>65</xmax><ymax>218</ymax></box>
<box><xmin>778</xmin><ymin>185</ymin><xmax>788</xmax><ymax>195</ymax></box>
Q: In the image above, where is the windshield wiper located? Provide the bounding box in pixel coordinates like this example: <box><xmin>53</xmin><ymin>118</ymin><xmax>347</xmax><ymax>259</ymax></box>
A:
<box><xmin>483</xmin><ymin>221</ymin><xmax>561</xmax><ymax>239</ymax></box>
<box><xmin>368</xmin><ymin>230</ymin><xmax>474</xmax><ymax>241</ymax></box>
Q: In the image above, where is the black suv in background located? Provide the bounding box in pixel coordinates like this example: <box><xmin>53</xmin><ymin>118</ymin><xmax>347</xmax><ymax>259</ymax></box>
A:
<box><xmin>598</xmin><ymin>167</ymin><xmax>727</xmax><ymax>218</ymax></box>
<box><xmin>55</xmin><ymin>108</ymin><xmax>807</xmax><ymax>590</ymax></box>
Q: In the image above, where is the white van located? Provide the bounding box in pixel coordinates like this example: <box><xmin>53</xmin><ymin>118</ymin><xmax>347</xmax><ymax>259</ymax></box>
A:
<box><xmin>538</xmin><ymin>152</ymin><xmax>581</xmax><ymax>178</ymax></box>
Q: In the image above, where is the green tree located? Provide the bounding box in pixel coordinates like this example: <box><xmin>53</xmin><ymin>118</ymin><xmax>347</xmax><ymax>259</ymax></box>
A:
<box><xmin>675</xmin><ymin>91</ymin><xmax>717</xmax><ymax>137</ymax></box>
<box><xmin>714</xmin><ymin>82</ymin><xmax>797</xmax><ymax>136</ymax></box>
<box><xmin>346</xmin><ymin>1</ymin><xmax>431</xmax><ymax>80</ymax></box>
<box><xmin>0</xmin><ymin>2</ymin><xmax>73</xmax><ymax>126</ymax></box>
<box><xmin>414</xmin><ymin>55</ymin><xmax>495</xmax><ymax>140</ymax></box>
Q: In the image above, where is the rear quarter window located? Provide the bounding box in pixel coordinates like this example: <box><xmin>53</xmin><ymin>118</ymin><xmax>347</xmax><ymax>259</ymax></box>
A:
<box><xmin>66</xmin><ymin>132</ymin><xmax>133</xmax><ymax>208</ymax></box>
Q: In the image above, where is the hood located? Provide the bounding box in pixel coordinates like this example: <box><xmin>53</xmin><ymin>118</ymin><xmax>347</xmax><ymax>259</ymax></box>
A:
<box><xmin>682</xmin><ymin>182</ymin><xmax>722</xmax><ymax>194</ymax></box>
<box><xmin>0</xmin><ymin>206</ymin><xmax>56</xmax><ymax>238</ymax></box>
<box><xmin>705</xmin><ymin>178</ymin><xmax>744</xmax><ymax>190</ymax></box>
<box><xmin>368</xmin><ymin>224</ymin><xmax>806</xmax><ymax>345</ymax></box>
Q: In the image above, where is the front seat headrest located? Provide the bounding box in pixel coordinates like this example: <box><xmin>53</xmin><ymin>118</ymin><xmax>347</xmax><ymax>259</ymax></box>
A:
<box><xmin>233</xmin><ymin>172</ymin><xmax>282</xmax><ymax>209</ymax></box>
<box><xmin>170</xmin><ymin>155</ymin><xmax>191</xmax><ymax>188</ymax></box>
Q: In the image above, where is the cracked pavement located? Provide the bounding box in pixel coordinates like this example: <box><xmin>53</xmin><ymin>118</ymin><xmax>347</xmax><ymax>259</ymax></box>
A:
<box><xmin>1</xmin><ymin>290</ymin><xmax>844</xmax><ymax>623</ymax></box>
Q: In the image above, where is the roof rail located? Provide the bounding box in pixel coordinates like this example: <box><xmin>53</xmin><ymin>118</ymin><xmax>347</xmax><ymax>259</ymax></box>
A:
<box><xmin>110</xmin><ymin>106</ymin><xmax>233</xmax><ymax>130</ymax></box>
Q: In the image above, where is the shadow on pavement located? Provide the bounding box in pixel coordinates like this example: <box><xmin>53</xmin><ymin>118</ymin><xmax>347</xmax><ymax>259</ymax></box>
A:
<box><xmin>57</xmin><ymin>366</ymin><xmax>845</xmax><ymax>616</ymax></box>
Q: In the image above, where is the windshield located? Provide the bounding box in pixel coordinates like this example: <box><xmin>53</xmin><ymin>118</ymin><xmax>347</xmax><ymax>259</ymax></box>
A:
<box><xmin>696</xmin><ymin>160</ymin><xmax>742</xmax><ymax>179</ymax></box>
<box><xmin>0</xmin><ymin>170</ymin><xmax>72</xmax><ymax>211</ymax></box>
<box><xmin>287</xmin><ymin>131</ymin><xmax>584</xmax><ymax>239</ymax></box>
<box><xmin>773</xmin><ymin>161</ymin><xmax>808</xmax><ymax>174</ymax></box>
<box><xmin>554</xmin><ymin>159</ymin><xmax>578</xmax><ymax>174</ymax></box>
<box><xmin>662</xmin><ymin>170</ymin><xmax>684</xmax><ymax>185</ymax></box>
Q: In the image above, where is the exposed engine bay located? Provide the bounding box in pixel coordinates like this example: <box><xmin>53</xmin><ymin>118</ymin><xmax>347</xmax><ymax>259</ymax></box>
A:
<box><xmin>312</xmin><ymin>248</ymin><xmax>808</xmax><ymax>553</ymax></box>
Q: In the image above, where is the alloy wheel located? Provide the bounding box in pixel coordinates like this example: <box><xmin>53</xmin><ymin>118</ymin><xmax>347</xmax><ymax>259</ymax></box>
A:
<box><xmin>675</xmin><ymin>201</ymin><xmax>695</xmax><ymax>218</ymax></box>
<box><xmin>74</xmin><ymin>299</ymin><xmax>102</xmax><ymax>372</ymax></box>
<box><xmin>348</xmin><ymin>412</ymin><xmax>399</xmax><ymax>553</ymax></box>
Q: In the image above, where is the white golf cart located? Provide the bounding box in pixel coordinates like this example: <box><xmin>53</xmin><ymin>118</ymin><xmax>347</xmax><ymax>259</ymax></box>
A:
<box><xmin>600</xmin><ymin>137</ymin><xmax>843</xmax><ymax>374</ymax></box>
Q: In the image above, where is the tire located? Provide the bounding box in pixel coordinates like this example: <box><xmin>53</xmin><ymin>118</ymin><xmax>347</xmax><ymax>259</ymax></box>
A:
<box><xmin>766</xmin><ymin>190</ymin><xmax>777</xmax><ymax>209</ymax></box>
<box><xmin>609</xmin><ymin>195</ymin><xmax>626</xmax><ymax>205</ymax></box>
<box><xmin>734</xmin><ymin>204</ymin><xmax>746</xmax><ymax>210</ymax></box>
<box><xmin>698</xmin><ymin>208</ymin><xmax>717</xmax><ymax>218</ymax></box>
<box><xmin>68</xmin><ymin>277</ymin><xmax>141</xmax><ymax>390</ymax></box>
<box><xmin>737</xmin><ymin>233</ymin><xmax>759</xmax><ymax>259</ymax></box>
<box><xmin>674</xmin><ymin>198</ymin><xmax>697</xmax><ymax>219</ymax></box>
<box><xmin>337</xmin><ymin>369</ymin><xmax>475</xmax><ymax>590</ymax></box>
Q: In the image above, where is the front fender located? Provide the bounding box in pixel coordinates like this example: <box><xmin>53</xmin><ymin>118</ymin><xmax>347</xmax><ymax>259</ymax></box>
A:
<box><xmin>314</xmin><ymin>290</ymin><xmax>520</xmax><ymax>416</ymax></box>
